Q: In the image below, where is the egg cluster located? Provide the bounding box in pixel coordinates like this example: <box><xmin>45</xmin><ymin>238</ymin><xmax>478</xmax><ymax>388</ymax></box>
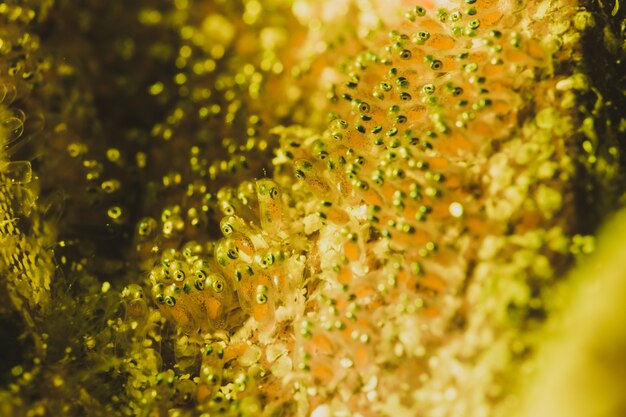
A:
<box><xmin>0</xmin><ymin>0</ymin><xmax>624</xmax><ymax>417</ymax></box>
<box><xmin>121</xmin><ymin>0</ymin><xmax>592</xmax><ymax>415</ymax></box>
<box><xmin>146</xmin><ymin>178</ymin><xmax>308</xmax><ymax>335</ymax></box>
<box><xmin>267</xmin><ymin>2</ymin><xmax>586</xmax><ymax>413</ymax></box>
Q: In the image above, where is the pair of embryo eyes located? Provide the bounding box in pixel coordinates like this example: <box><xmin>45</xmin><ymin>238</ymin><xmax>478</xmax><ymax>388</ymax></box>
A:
<box><xmin>153</xmin><ymin>269</ymin><xmax>226</xmax><ymax>307</ymax></box>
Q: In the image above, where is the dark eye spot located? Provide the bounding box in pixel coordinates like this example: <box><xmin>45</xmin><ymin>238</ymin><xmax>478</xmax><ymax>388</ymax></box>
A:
<box><xmin>173</xmin><ymin>270</ymin><xmax>185</xmax><ymax>281</ymax></box>
<box><xmin>213</xmin><ymin>279</ymin><xmax>225</xmax><ymax>293</ymax></box>
<box><xmin>430</xmin><ymin>60</ymin><xmax>443</xmax><ymax>70</ymax></box>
